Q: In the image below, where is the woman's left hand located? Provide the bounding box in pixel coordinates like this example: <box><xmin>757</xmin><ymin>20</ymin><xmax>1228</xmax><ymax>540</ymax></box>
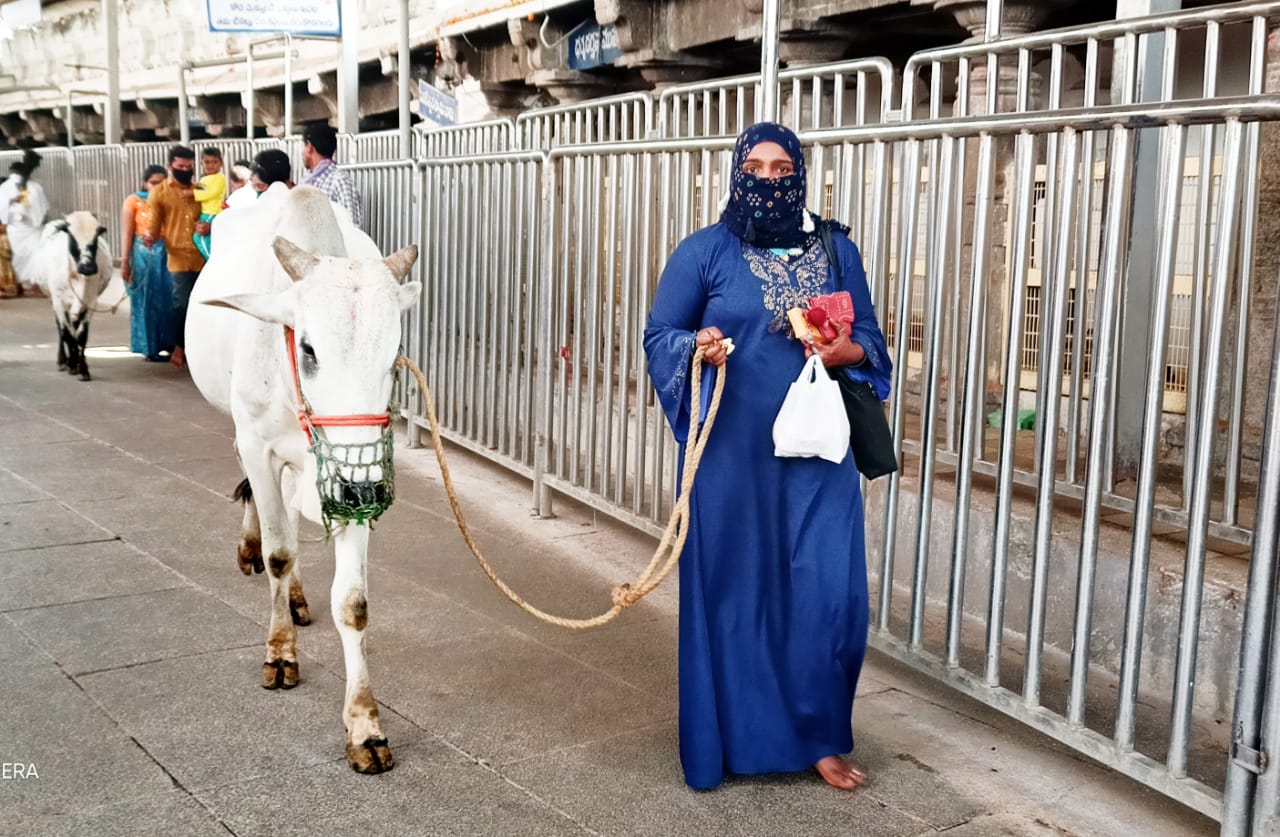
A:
<box><xmin>805</xmin><ymin>322</ymin><xmax>865</xmax><ymax>368</ymax></box>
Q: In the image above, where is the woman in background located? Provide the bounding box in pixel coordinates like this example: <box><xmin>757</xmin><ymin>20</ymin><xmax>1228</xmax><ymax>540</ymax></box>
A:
<box><xmin>120</xmin><ymin>165</ymin><xmax>175</xmax><ymax>361</ymax></box>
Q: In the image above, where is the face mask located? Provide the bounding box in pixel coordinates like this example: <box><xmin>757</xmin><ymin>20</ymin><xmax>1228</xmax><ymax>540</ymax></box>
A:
<box><xmin>172</xmin><ymin>168</ymin><xmax>194</xmax><ymax>185</ymax></box>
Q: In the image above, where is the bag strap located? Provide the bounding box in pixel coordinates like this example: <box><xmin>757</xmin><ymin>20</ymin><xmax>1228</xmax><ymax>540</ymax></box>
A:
<box><xmin>818</xmin><ymin>220</ymin><xmax>841</xmax><ymax>283</ymax></box>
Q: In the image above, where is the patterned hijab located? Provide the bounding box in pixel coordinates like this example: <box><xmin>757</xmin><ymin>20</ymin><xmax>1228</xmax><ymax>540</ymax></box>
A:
<box><xmin>719</xmin><ymin>122</ymin><xmax>811</xmax><ymax>250</ymax></box>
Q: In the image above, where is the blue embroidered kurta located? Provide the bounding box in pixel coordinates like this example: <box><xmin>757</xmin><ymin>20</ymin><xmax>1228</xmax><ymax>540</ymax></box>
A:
<box><xmin>644</xmin><ymin>222</ymin><xmax>892</xmax><ymax>790</ymax></box>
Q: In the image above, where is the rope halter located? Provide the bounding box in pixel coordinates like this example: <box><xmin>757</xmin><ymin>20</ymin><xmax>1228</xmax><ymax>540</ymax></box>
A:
<box><xmin>285</xmin><ymin>326</ymin><xmax>397</xmax><ymax>532</ymax></box>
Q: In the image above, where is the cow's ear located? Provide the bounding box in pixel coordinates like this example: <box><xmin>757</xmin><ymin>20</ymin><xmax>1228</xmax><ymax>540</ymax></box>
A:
<box><xmin>53</xmin><ymin>220</ymin><xmax>69</xmax><ymax>234</ymax></box>
<box><xmin>272</xmin><ymin>236</ymin><xmax>319</xmax><ymax>283</ymax></box>
<box><xmin>397</xmin><ymin>281</ymin><xmax>421</xmax><ymax>312</ymax></box>
<box><xmin>96</xmin><ymin>226</ymin><xmax>108</xmax><ymax>240</ymax></box>
<box><xmin>203</xmin><ymin>288</ymin><xmax>296</xmax><ymax>327</ymax></box>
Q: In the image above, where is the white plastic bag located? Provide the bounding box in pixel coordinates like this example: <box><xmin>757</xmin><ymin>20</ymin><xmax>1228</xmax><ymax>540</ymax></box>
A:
<box><xmin>772</xmin><ymin>355</ymin><xmax>850</xmax><ymax>464</ymax></box>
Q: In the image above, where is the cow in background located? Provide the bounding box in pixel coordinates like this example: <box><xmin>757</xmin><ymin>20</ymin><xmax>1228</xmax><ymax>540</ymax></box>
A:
<box><xmin>34</xmin><ymin>211</ymin><xmax>111</xmax><ymax>381</ymax></box>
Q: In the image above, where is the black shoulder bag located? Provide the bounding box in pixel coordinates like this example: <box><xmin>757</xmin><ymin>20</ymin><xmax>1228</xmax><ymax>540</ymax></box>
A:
<box><xmin>818</xmin><ymin>225</ymin><xmax>899</xmax><ymax>480</ymax></box>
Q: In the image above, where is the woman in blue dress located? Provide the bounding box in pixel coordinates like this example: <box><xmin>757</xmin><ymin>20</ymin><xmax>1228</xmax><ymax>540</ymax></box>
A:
<box><xmin>644</xmin><ymin>122</ymin><xmax>892</xmax><ymax>792</ymax></box>
<box><xmin>120</xmin><ymin>165</ymin><xmax>175</xmax><ymax>361</ymax></box>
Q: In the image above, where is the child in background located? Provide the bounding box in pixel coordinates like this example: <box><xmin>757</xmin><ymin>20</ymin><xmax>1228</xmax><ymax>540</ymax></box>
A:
<box><xmin>192</xmin><ymin>147</ymin><xmax>226</xmax><ymax>258</ymax></box>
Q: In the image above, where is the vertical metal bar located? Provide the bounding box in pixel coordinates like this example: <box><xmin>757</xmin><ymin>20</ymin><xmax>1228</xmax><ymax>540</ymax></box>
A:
<box><xmin>1185</xmin><ymin>24</ymin><xmax>1220</xmax><ymax>509</ymax></box>
<box><xmin>1112</xmin><ymin>119</ymin><xmax>1184</xmax><ymax>746</ymax></box>
<box><xmin>1065</xmin><ymin>40</ymin><xmax>1100</xmax><ymax>484</ymax></box>
<box><xmin>985</xmin><ymin>0</ymin><xmax>1003</xmax><ymax>41</ymax></box>
<box><xmin>535</xmin><ymin>154</ymin><xmax>556</xmax><ymax>515</ymax></box>
<box><xmin>103</xmin><ymin>0</ymin><xmax>120</xmax><ymax>144</ymax></box>
<box><xmin>635</xmin><ymin>151</ymin><xmax>654</xmax><ymax>515</ymax></box>
<box><xmin>909</xmin><ymin>134</ymin><xmax>956</xmax><ymax>650</ymax></box>
<box><xmin>1229</xmin><ymin>286</ymin><xmax>1280</xmax><ymax>837</ymax></box>
<box><xmin>985</xmin><ymin>131</ymin><xmax>1036</xmax><ymax>686</ymax></box>
<box><xmin>1222</xmin><ymin>18</ymin><xmax>1266</xmax><ymax>526</ymax></box>
<box><xmin>879</xmin><ymin>138</ymin><xmax>922</xmax><ymax>633</ymax></box>
<box><xmin>1069</xmin><ymin>125</ymin><xmax>1134</xmax><ymax>724</ymax></box>
<box><xmin>586</xmin><ymin>154</ymin><xmax>604</xmax><ymax>490</ymax></box>
<box><xmin>568</xmin><ymin>156</ymin><xmax>587</xmax><ymax>481</ymax></box>
<box><xmin>246</xmin><ymin>52</ymin><xmax>256</xmax><ymax>139</ymax></box>
<box><xmin>1167</xmin><ymin>118</ymin><xmax>1245</xmax><ymax>777</ymax></box>
<box><xmin>947</xmin><ymin>131</ymin><xmax>995</xmax><ymax>669</ymax></box>
<box><xmin>283</xmin><ymin>34</ymin><xmax>294</xmax><ymax>138</ymax></box>
<box><xmin>1025</xmin><ymin>127</ymin><xmax>1081</xmax><ymax>708</ymax></box>
<box><xmin>178</xmin><ymin>66</ymin><xmax>191</xmax><ymax>145</ymax></box>
<box><xmin>601</xmin><ymin>153</ymin><xmax>620</xmax><ymax>496</ymax></box>
<box><xmin>759</xmin><ymin>0</ymin><xmax>781</xmax><ymax>123</ymax></box>
<box><xmin>616</xmin><ymin>153</ymin><xmax>636</xmax><ymax>505</ymax></box>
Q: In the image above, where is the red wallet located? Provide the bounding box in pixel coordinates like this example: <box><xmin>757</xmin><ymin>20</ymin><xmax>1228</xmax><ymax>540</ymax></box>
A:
<box><xmin>808</xmin><ymin>291</ymin><xmax>855</xmax><ymax>328</ymax></box>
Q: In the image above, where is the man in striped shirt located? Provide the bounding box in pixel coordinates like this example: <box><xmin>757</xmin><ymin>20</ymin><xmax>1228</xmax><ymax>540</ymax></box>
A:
<box><xmin>300</xmin><ymin>123</ymin><xmax>363</xmax><ymax>229</ymax></box>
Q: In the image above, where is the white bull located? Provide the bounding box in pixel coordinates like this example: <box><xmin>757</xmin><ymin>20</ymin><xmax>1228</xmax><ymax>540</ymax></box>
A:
<box><xmin>186</xmin><ymin>184</ymin><xmax>419</xmax><ymax>773</ymax></box>
<box><xmin>34</xmin><ymin>211</ymin><xmax>111</xmax><ymax>381</ymax></box>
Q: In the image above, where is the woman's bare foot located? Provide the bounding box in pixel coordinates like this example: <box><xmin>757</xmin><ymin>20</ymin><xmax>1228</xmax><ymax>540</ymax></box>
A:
<box><xmin>170</xmin><ymin>346</ymin><xmax>186</xmax><ymax>369</ymax></box>
<box><xmin>815</xmin><ymin>755</ymin><xmax>867</xmax><ymax>790</ymax></box>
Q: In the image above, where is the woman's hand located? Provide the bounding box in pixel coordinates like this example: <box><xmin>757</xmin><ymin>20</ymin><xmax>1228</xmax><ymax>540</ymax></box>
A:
<box><xmin>121</xmin><ymin>261</ymin><xmax>132</xmax><ymax>285</ymax></box>
<box><xmin>194</xmin><ymin>220</ymin><xmax>211</xmax><ymax>237</ymax></box>
<box><xmin>695</xmin><ymin>326</ymin><xmax>730</xmax><ymax>368</ymax></box>
<box><xmin>804</xmin><ymin>322</ymin><xmax>865</xmax><ymax>368</ymax></box>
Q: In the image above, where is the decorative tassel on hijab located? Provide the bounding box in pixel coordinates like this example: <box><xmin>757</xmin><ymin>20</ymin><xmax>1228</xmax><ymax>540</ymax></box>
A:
<box><xmin>719</xmin><ymin>122</ymin><xmax>846</xmax><ymax>250</ymax></box>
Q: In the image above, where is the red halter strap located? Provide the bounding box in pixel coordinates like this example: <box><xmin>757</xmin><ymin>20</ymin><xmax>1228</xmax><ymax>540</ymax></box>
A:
<box><xmin>284</xmin><ymin>326</ymin><xmax>391</xmax><ymax>444</ymax></box>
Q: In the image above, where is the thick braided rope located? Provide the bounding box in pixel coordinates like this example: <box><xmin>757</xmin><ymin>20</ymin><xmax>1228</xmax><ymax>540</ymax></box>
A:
<box><xmin>395</xmin><ymin>346</ymin><xmax>725</xmax><ymax>629</ymax></box>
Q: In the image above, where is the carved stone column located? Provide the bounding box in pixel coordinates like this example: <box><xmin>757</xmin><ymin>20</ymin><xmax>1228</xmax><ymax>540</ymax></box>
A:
<box><xmin>934</xmin><ymin>0</ymin><xmax>1064</xmax><ymax>115</ymax></box>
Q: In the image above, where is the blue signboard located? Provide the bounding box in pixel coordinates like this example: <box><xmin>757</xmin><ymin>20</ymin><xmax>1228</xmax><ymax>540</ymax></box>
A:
<box><xmin>568</xmin><ymin>23</ymin><xmax>621</xmax><ymax>72</ymax></box>
<box><xmin>205</xmin><ymin>0</ymin><xmax>341</xmax><ymax>36</ymax></box>
<box><xmin>417</xmin><ymin>80</ymin><xmax>458</xmax><ymax>128</ymax></box>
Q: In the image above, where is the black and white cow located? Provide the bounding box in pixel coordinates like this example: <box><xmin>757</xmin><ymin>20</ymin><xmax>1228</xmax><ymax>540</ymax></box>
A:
<box><xmin>34</xmin><ymin>211</ymin><xmax>111</xmax><ymax>381</ymax></box>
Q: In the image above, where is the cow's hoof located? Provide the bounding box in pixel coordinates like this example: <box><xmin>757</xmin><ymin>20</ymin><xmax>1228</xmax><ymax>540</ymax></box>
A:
<box><xmin>346</xmin><ymin>738</ymin><xmax>394</xmax><ymax>774</ymax></box>
<box><xmin>261</xmin><ymin>659</ymin><xmax>300</xmax><ymax>690</ymax></box>
<box><xmin>56</xmin><ymin>362</ymin><xmax>67</xmax><ymax>371</ymax></box>
<box><xmin>66</xmin><ymin>365</ymin><xmax>78</xmax><ymax>375</ymax></box>
<box><xmin>290</xmin><ymin>599</ymin><xmax>312</xmax><ymax>626</ymax></box>
<box><xmin>237</xmin><ymin>538</ymin><xmax>263</xmax><ymax>575</ymax></box>
<box><xmin>78</xmin><ymin>370</ymin><xmax>91</xmax><ymax>381</ymax></box>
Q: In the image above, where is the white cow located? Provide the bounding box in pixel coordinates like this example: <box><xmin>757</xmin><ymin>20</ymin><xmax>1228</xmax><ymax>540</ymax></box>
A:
<box><xmin>33</xmin><ymin>211</ymin><xmax>112</xmax><ymax>380</ymax></box>
<box><xmin>186</xmin><ymin>184</ymin><xmax>419</xmax><ymax>773</ymax></box>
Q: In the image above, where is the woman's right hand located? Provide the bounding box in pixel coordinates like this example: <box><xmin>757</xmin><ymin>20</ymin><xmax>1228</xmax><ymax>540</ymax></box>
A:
<box><xmin>695</xmin><ymin>326</ymin><xmax>729</xmax><ymax>368</ymax></box>
<box><xmin>120</xmin><ymin>262</ymin><xmax>132</xmax><ymax>285</ymax></box>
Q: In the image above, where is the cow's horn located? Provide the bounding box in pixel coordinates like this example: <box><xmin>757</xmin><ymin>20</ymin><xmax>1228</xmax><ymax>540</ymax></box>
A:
<box><xmin>272</xmin><ymin>237</ymin><xmax>320</xmax><ymax>283</ymax></box>
<box><xmin>383</xmin><ymin>245</ymin><xmax>419</xmax><ymax>283</ymax></box>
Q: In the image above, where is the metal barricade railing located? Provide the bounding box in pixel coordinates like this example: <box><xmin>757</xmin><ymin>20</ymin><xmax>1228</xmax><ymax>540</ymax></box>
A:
<box><xmin>344</xmin><ymin>130</ymin><xmax>410</xmax><ymax>163</ymax></box>
<box><xmin>417</xmin><ymin>119</ymin><xmax>516</xmax><ymax>158</ymax></box>
<box><xmin>535</xmin><ymin>139</ymin><xmax>736</xmax><ymax>533</ymax></box>
<box><xmin>466</xmin><ymin>93</ymin><xmax>1277</xmax><ymax>829</ymax></box>
<box><xmin>902</xmin><ymin>0</ymin><xmax>1280</xmax><ymax>119</ymax></box>
<box><xmin>657</xmin><ymin>57</ymin><xmax>897</xmax><ymax>140</ymax></box>
<box><xmin>516</xmin><ymin>93</ymin><xmax>653</xmax><ymax>150</ymax></box>
<box><xmin>406</xmin><ymin>151</ymin><xmax>547</xmax><ymax>477</ymax></box>
<box><xmin>65</xmin><ymin>146</ymin><xmax>124</xmax><ymax>256</ymax></box>
<box><xmin>806</xmin><ymin>94</ymin><xmax>1280</xmax><ymax>825</ymax></box>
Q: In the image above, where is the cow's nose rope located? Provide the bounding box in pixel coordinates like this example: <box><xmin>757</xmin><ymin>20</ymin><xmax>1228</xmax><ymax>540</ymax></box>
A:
<box><xmin>394</xmin><ymin>348</ymin><xmax>725</xmax><ymax>630</ymax></box>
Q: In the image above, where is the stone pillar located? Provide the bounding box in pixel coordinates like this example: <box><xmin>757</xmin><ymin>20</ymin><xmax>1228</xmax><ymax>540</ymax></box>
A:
<box><xmin>936</xmin><ymin>0</ymin><xmax>1060</xmax><ymax>115</ymax></box>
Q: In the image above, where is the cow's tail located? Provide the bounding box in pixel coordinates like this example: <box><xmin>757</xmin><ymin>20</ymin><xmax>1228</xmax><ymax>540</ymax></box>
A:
<box><xmin>232</xmin><ymin>477</ymin><xmax>253</xmax><ymax>504</ymax></box>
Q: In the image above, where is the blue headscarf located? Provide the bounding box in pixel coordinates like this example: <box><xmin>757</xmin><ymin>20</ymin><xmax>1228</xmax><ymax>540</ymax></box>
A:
<box><xmin>719</xmin><ymin>122</ymin><xmax>811</xmax><ymax>249</ymax></box>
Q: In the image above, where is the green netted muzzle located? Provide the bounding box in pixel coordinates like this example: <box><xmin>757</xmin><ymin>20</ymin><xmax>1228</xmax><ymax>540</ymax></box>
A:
<box><xmin>307</xmin><ymin>418</ymin><xmax>396</xmax><ymax>533</ymax></box>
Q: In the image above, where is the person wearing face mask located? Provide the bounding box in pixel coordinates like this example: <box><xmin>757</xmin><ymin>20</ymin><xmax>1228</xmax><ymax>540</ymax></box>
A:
<box><xmin>643</xmin><ymin>123</ymin><xmax>892</xmax><ymax>793</ymax></box>
<box><xmin>121</xmin><ymin>165</ymin><xmax>175</xmax><ymax>361</ymax></box>
<box><xmin>145</xmin><ymin>145</ymin><xmax>205</xmax><ymax>370</ymax></box>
